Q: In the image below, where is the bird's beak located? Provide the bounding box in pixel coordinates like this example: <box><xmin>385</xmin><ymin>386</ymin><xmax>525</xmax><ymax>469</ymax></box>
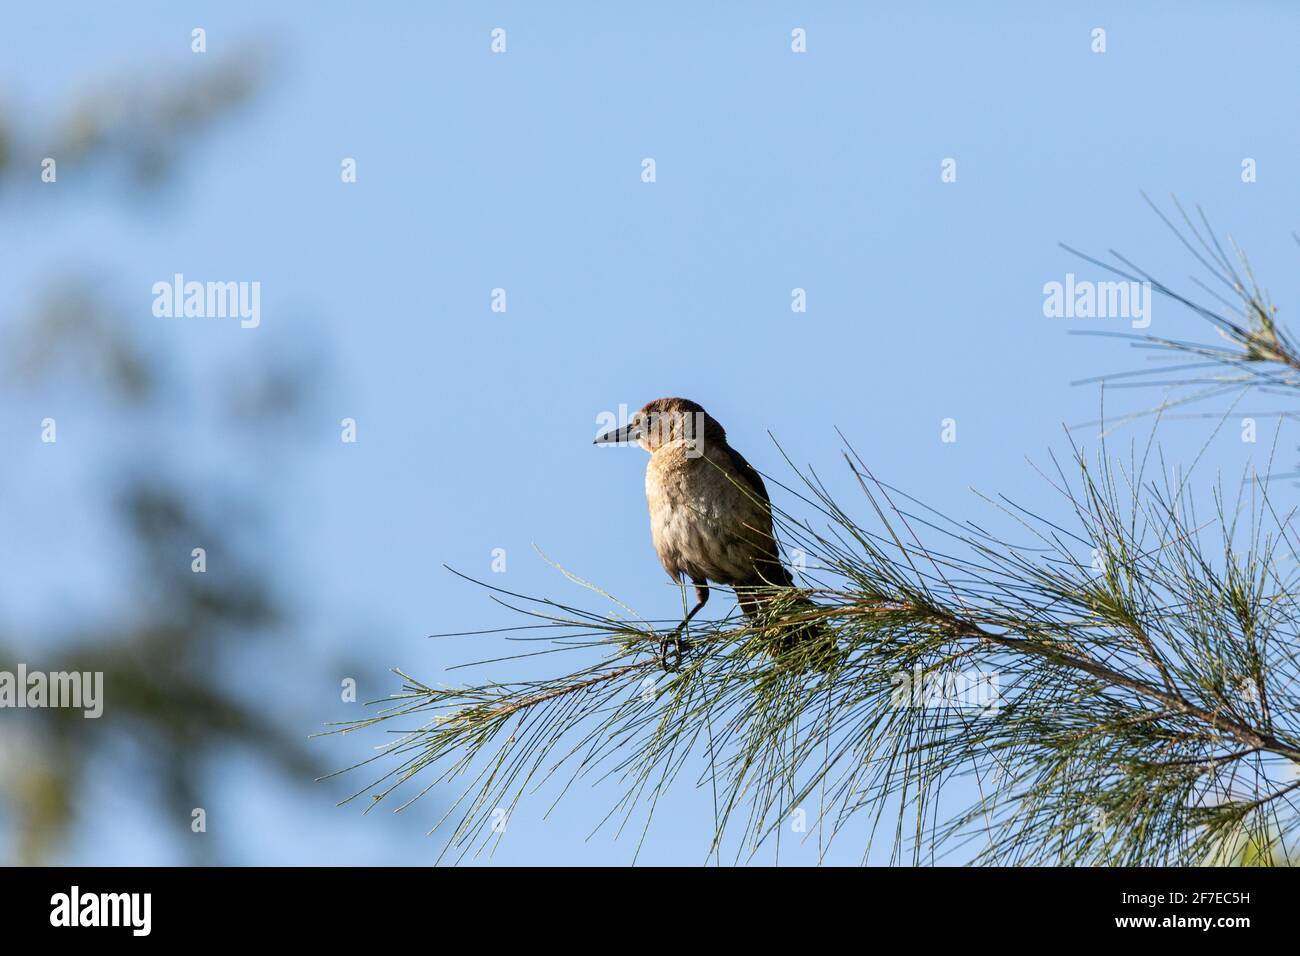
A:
<box><xmin>593</xmin><ymin>422</ymin><xmax>641</xmax><ymax>445</ymax></box>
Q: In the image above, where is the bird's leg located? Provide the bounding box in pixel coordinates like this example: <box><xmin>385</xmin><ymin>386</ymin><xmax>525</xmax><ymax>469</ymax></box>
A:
<box><xmin>660</xmin><ymin>580</ymin><xmax>708</xmax><ymax>670</ymax></box>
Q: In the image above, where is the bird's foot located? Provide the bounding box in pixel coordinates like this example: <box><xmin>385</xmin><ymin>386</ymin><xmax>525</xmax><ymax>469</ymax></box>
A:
<box><xmin>658</xmin><ymin>629</ymin><xmax>690</xmax><ymax>672</ymax></box>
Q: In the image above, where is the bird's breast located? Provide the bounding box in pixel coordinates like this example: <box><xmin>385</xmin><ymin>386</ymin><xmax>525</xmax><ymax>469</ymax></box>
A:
<box><xmin>644</xmin><ymin>444</ymin><xmax>770</xmax><ymax>585</ymax></box>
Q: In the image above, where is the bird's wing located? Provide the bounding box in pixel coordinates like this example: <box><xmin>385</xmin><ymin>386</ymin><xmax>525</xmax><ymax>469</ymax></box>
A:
<box><xmin>716</xmin><ymin>443</ymin><xmax>794</xmax><ymax>588</ymax></box>
<box><xmin>720</xmin><ymin>443</ymin><xmax>772</xmax><ymax>510</ymax></box>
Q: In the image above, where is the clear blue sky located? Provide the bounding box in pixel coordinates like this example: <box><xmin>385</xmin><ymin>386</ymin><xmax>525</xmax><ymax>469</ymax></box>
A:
<box><xmin>4</xmin><ymin>1</ymin><xmax>1300</xmax><ymax>864</ymax></box>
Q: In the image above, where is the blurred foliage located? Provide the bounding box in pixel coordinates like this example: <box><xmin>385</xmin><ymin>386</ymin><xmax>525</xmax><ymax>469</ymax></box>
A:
<box><xmin>1</xmin><ymin>49</ymin><xmax>268</xmax><ymax>191</ymax></box>
<box><xmin>0</xmin><ymin>48</ymin><xmax>327</xmax><ymax>865</ymax></box>
<box><xmin>0</xmin><ymin>478</ymin><xmax>318</xmax><ymax>864</ymax></box>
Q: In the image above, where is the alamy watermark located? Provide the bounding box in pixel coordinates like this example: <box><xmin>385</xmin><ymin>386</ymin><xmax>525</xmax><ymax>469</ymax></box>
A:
<box><xmin>890</xmin><ymin>664</ymin><xmax>1002</xmax><ymax>714</ymax></box>
<box><xmin>594</xmin><ymin>404</ymin><xmax>707</xmax><ymax>458</ymax></box>
<box><xmin>152</xmin><ymin>274</ymin><xmax>261</xmax><ymax>328</ymax></box>
<box><xmin>1043</xmin><ymin>273</ymin><xmax>1151</xmax><ymax>329</ymax></box>
<box><xmin>0</xmin><ymin>664</ymin><xmax>103</xmax><ymax>718</ymax></box>
<box><xmin>50</xmin><ymin>886</ymin><xmax>150</xmax><ymax>936</ymax></box>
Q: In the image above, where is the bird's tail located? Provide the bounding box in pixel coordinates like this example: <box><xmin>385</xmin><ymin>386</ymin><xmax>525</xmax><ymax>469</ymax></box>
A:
<box><xmin>738</xmin><ymin>582</ymin><xmax>839</xmax><ymax>673</ymax></box>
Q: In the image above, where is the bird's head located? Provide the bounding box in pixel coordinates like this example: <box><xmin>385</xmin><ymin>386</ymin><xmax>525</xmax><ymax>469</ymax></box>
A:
<box><xmin>594</xmin><ymin>397</ymin><xmax>723</xmax><ymax>455</ymax></box>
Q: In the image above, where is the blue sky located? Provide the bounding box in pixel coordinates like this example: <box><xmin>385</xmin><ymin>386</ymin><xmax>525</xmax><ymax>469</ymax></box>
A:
<box><xmin>3</xmin><ymin>1</ymin><xmax>1300</xmax><ymax>864</ymax></box>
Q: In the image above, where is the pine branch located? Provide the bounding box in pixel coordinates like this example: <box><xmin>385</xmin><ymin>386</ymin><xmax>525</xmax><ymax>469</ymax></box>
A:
<box><xmin>1067</xmin><ymin>195</ymin><xmax>1300</xmax><ymax>433</ymax></box>
<box><xmin>326</xmin><ymin>433</ymin><xmax>1300</xmax><ymax>865</ymax></box>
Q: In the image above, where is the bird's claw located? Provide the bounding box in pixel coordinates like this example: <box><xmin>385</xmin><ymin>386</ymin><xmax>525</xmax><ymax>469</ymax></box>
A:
<box><xmin>658</xmin><ymin>629</ymin><xmax>689</xmax><ymax>671</ymax></box>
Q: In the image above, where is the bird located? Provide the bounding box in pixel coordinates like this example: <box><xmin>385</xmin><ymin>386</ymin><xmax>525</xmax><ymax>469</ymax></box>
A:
<box><xmin>594</xmin><ymin>397</ymin><xmax>832</xmax><ymax>669</ymax></box>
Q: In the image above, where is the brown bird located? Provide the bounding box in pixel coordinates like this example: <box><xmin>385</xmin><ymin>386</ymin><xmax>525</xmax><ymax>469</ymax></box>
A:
<box><xmin>595</xmin><ymin>397</ymin><xmax>830</xmax><ymax>668</ymax></box>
